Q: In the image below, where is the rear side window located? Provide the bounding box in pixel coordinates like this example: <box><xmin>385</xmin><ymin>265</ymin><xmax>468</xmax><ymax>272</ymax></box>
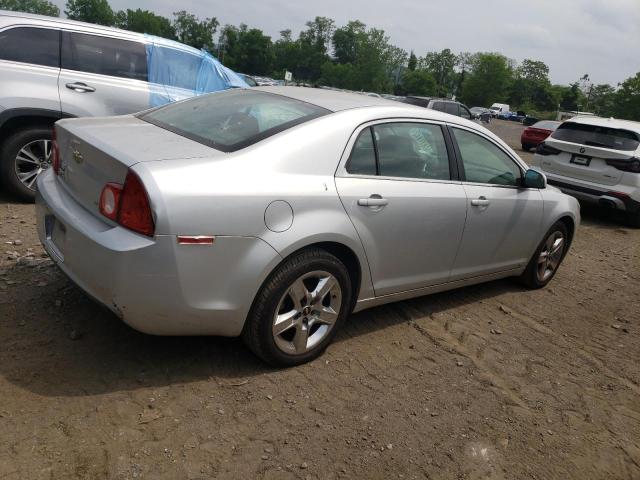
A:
<box><xmin>140</xmin><ymin>90</ymin><xmax>329</xmax><ymax>152</ymax></box>
<box><xmin>0</xmin><ymin>27</ymin><xmax>59</xmax><ymax>68</ymax></box>
<box><xmin>444</xmin><ymin>103</ymin><xmax>459</xmax><ymax>116</ymax></box>
<box><xmin>347</xmin><ymin>128</ymin><xmax>377</xmax><ymax>175</ymax></box>
<box><xmin>551</xmin><ymin>122</ymin><xmax>640</xmax><ymax>151</ymax></box>
<box><xmin>431</xmin><ymin>102</ymin><xmax>445</xmax><ymax>112</ymax></box>
<box><xmin>62</xmin><ymin>32</ymin><xmax>148</xmax><ymax>81</ymax></box>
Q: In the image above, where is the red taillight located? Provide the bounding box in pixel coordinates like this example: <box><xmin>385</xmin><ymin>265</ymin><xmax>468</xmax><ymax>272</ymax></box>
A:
<box><xmin>98</xmin><ymin>170</ymin><xmax>155</xmax><ymax>237</ymax></box>
<box><xmin>52</xmin><ymin>127</ymin><xmax>60</xmax><ymax>175</ymax></box>
<box><xmin>118</xmin><ymin>171</ymin><xmax>155</xmax><ymax>237</ymax></box>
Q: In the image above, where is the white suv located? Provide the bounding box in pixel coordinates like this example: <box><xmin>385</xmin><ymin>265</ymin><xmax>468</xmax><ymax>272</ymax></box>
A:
<box><xmin>532</xmin><ymin>116</ymin><xmax>640</xmax><ymax>226</ymax></box>
<box><xmin>0</xmin><ymin>10</ymin><xmax>245</xmax><ymax>200</ymax></box>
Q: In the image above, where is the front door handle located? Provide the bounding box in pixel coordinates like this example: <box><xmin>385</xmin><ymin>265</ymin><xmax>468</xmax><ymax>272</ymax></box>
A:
<box><xmin>471</xmin><ymin>196</ymin><xmax>490</xmax><ymax>207</ymax></box>
<box><xmin>65</xmin><ymin>82</ymin><xmax>96</xmax><ymax>93</ymax></box>
<box><xmin>358</xmin><ymin>196</ymin><xmax>388</xmax><ymax>207</ymax></box>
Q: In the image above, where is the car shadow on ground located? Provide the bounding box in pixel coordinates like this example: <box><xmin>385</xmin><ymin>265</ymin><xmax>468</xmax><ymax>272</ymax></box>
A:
<box><xmin>578</xmin><ymin>202</ymin><xmax>636</xmax><ymax>231</ymax></box>
<box><xmin>0</xmin><ymin>264</ymin><xmax>524</xmax><ymax>398</ymax></box>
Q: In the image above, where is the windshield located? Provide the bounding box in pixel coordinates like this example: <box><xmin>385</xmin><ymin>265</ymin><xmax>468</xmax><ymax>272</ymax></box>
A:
<box><xmin>489</xmin><ymin>107</ymin><xmax>500</xmax><ymax>111</ymax></box>
<box><xmin>140</xmin><ymin>90</ymin><xmax>329</xmax><ymax>152</ymax></box>
<box><xmin>551</xmin><ymin>122</ymin><xmax>640</xmax><ymax>151</ymax></box>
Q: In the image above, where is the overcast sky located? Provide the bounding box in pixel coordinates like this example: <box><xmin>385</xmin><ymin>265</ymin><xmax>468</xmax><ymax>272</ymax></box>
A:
<box><xmin>52</xmin><ymin>0</ymin><xmax>640</xmax><ymax>85</ymax></box>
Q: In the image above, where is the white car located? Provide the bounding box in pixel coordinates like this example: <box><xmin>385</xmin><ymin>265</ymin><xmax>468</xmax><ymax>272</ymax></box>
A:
<box><xmin>532</xmin><ymin>116</ymin><xmax>640</xmax><ymax>226</ymax></box>
<box><xmin>489</xmin><ymin>103</ymin><xmax>510</xmax><ymax>117</ymax></box>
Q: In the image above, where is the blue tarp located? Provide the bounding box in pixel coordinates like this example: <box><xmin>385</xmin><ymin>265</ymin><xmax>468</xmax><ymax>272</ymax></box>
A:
<box><xmin>145</xmin><ymin>35</ymin><xmax>248</xmax><ymax>107</ymax></box>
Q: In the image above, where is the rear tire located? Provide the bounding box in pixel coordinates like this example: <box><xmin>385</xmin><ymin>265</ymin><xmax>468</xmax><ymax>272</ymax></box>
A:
<box><xmin>0</xmin><ymin>125</ymin><xmax>53</xmax><ymax>202</ymax></box>
<box><xmin>242</xmin><ymin>248</ymin><xmax>352</xmax><ymax>367</ymax></box>
<box><xmin>519</xmin><ymin>221</ymin><xmax>569</xmax><ymax>289</ymax></box>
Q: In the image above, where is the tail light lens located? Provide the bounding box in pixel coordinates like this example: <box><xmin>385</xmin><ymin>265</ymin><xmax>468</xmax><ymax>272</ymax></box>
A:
<box><xmin>535</xmin><ymin>142</ymin><xmax>561</xmax><ymax>156</ymax></box>
<box><xmin>98</xmin><ymin>170</ymin><xmax>155</xmax><ymax>237</ymax></box>
<box><xmin>606</xmin><ymin>158</ymin><xmax>640</xmax><ymax>173</ymax></box>
<box><xmin>52</xmin><ymin>127</ymin><xmax>60</xmax><ymax>175</ymax></box>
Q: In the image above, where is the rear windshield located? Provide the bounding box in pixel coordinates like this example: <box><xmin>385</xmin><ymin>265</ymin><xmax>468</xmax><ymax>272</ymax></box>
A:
<box><xmin>533</xmin><ymin>121</ymin><xmax>560</xmax><ymax>130</ymax></box>
<box><xmin>140</xmin><ymin>90</ymin><xmax>330</xmax><ymax>152</ymax></box>
<box><xmin>551</xmin><ymin>122</ymin><xmax>640</xmax><ymax>151</ymax></box>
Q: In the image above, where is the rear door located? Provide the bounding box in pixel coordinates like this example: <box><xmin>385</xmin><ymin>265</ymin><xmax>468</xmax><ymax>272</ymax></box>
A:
<box><xmin>539</xmin><ymin>122</ymin><xmax>639</xmax><ymax>187</ymax></box>
<box><xmin>449</xmin><ymin>126</ymin><xmax>543</xmax><ymax>280</ymax></box>
<box><xmin>59</xmin><ymin>31</ymin><xmax>150</xmax><ymax>117</ymax></box>
<box><xmin>335</xmin><ymin>121</ymin><xmax>467</xmax><ymax>296</ymax></box>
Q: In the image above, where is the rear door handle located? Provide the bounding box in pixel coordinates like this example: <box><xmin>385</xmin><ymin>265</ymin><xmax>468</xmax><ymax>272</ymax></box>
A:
<box><xmin>358</xmin><ymin>197</ymin><xmax>388</xmax><ymax>207</ymax></box>
<box><xmin>65</xmin><ymin>82</ymin><xmax>96</xmax><ymax>93</ymax></box>
<box><xmin>471</xmin><ymin>196</ymin><xmax>490</xmax><ymax>207</ymax></box>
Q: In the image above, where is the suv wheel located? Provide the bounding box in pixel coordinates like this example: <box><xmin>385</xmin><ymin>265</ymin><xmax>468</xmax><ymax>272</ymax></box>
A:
<box><xmin>242</xmin><ymin>248</ymin><xmax>352</xmax><ymax>366</ymax></box>
<box><xmin>0</xmin><ymin>126</ymin><xmax>53</xmax><ymax>201</ymax></box>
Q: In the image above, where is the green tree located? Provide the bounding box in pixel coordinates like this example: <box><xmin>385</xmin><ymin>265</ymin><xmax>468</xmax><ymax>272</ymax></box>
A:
<box><xmin>332</xmin><ymin>20</ymin><xmax>365</xmax><ymax>64</ymax></box>
<box><xmin>297</xmin><ymin>16</ymin><xmax>335</xmax><ymax>81</ymax></box>
<box><xmin>419</xmin><ymin>48</ymin><xmax>458</xmax><ymax>97</ymax></box>
<box><xmin>65</xmin><ymin>0</ymin><xmax>114</xmax><ymax>25</ymax></box>
<box><xmin>173</xmin><ymin>10</ymin><xmax>218</xmax><ymax>52</ymax></box>
<box><xmin>613</xmin><ymin>72</ymin><xmax>640</xmax><ymax>121</ymax></box>
<box><xmin>0</xmin><ymin>0</ymin><xmax>59</xmax><ymax>16</ymax></box>
<box><xmin>401</xmin><ymin>70</ymin><xmax>436</xmax><ymax>96</ymax></box>
<box><xmin>407</xmin><ymin>51</ymin><xmax>417</xmax><ymax>71</ymax></box>
<box><xmin>272</xmin><ymin>29</ymin><xmax>302</xmax><ymax>79</ymax></box>
<box><xmin>510</xmin><ymin>59</ymin><xmax>554</xmax><ymax>110</ymax></box>
<box><xmin>114</xmin><ymin>9</ymin><xmax>175</xmax><ymax>38</ymax></box>
<box><xmin>587</xmin><ymin>84</ymin><xmax>616</xmax><ymax>116</ymax></box>
<box><xmin>219</xmin><ymin>24</ymin><xmax>274</xmax><ymax>75</ymax></box>
<box><xmin>460</xmin><ymin>53</ymin><xmax>512</xmax><ymax>107</ymax></box>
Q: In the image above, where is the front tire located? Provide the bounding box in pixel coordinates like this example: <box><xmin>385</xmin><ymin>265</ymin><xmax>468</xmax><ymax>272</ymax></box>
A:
<box><xmin>519</xmin><ymin>221</ymin><xmax>569</xmax><ymax>289</ymax></box>
<box><xmin>0</xmin><ymin>125</ymin><xmax>53</xmax><ymax>201</ymax></box>
<box><xmin>242</xmin><ymin>248</ymin><xmax>352</xmax><ymax>367</ymax></box>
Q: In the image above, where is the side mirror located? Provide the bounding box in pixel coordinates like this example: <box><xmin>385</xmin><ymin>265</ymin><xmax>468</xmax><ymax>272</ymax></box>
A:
<box><xmin>523</xmin><ymin>169</ymin><xmax>546</xmax><ymax>189</ymax></box>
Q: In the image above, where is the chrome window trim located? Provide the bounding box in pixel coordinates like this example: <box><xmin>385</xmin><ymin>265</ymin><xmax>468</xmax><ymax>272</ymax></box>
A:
<box><xmin>336</xmin><ymin>117</ymin><xmax>459</xmax><ymax>185</ymax></box>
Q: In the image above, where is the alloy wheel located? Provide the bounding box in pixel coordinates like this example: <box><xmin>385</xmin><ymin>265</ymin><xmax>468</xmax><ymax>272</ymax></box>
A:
<box><xmin>537</xmin><ymin>231</ymin><xmax>565</xmax><ymax>282</ymax></box>
<box><xmin>272</xmin><ymin>270</ymin><xmax>342</xmax><ymax>355</ymax></box>
<box><xmin>14</xmin><ymin>139</ymin><xmax>52</xmax><ymax>191</ymax></box>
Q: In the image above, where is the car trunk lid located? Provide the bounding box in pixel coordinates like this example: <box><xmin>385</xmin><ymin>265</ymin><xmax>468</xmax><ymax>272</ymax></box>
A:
<box><xmin>54</xmin><ymin>115</ymin><xmax>219</xmax><ymax>217</ymax></box>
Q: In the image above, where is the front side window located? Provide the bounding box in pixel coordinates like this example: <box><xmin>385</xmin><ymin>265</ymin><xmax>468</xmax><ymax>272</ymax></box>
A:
<box><xmin>140</xmin><ymin>90</ymin><xmax>329</xmax><ymax>152</ymax></box>
<box><xmin>372</xmin><ymin>123</ymin><xmax>450</xmax><ymax>180</ymax></box>
<box><xmin>453</xmin><ymin>128</ymin><xmax>522</xmax><ymax>186</ymax></box>
<box><xmin>62</xmin><ymin>32</ymin><xmax>148</xmax><ymax>81</ymax></box>
<box><xmin>0</xmin><ymin>27</ymin><xmax>59</xmax><ymax>68</ymax></box>
<box><xmin>147</xmin><ymin>46</ymin><xmax>200</xmax><ymax>90</ymax></box>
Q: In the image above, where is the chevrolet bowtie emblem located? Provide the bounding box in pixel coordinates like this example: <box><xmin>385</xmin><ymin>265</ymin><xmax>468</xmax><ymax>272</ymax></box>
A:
<box><xmin>72</xmin><ymin>148</ymin><xmax>84</xmax><ymax>164</ymax></box>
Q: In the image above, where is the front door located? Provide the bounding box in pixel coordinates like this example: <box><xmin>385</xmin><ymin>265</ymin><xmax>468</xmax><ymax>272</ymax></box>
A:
<box><xmin>449</xmin><ymin>127</ymin><xmax>543</xmax><ymax>280</ymax></box>
<box><xmin>336</xmin><ymin>121</ymin><xmax>468</xmax><ymax>296</ymax></box>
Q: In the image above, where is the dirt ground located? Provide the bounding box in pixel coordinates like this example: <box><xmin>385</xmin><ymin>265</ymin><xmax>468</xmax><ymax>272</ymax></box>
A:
<box><xmin>1</xmin><ymin>120</ymin><xmax>639</xmax><ymax>480</ymax></box>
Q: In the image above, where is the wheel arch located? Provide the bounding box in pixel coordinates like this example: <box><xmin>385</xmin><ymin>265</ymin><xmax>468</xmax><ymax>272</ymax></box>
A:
<box><xmin>0</xmin><ymin>108</ymin><xmax>74</xmax><ymax>142</ymax></box>
<box><xmin>253</xmin><ymin>240</ymin><xmax>365</xmax><ymax>316</ymax></box>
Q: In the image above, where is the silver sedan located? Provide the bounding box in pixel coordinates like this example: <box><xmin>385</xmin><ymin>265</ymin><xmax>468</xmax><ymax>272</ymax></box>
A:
<box><xmin>36</xmin><ymin>87</ymin><xmax>580</xmax><ymax>366</ymax></box>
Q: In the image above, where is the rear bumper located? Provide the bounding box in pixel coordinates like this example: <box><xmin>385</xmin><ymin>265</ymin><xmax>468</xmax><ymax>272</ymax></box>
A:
<box><xmin>36</xmin><ymin>169</ymin><xmax>282</xmax><ymax>336</ymax></box>
<box><xmin>544</xmin><ymin>175</ymin><xmax>640</xmax><ymax>213</ymax></box>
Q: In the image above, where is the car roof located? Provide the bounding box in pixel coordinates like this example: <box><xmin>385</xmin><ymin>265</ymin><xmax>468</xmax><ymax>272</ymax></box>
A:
<box><xmin>254</xmin><ymin>86</ymin><xmax>407</xmax><ymax>113</ymax></box>
<box><xmin>564</xmin><ymin>115</ymin><xmax>640</xmax><ymax>133</ymax></box>
<box><xmin>0</xmin><ymin>9</ymin><xmax>146</xmax><ymax>41</ymax></box>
